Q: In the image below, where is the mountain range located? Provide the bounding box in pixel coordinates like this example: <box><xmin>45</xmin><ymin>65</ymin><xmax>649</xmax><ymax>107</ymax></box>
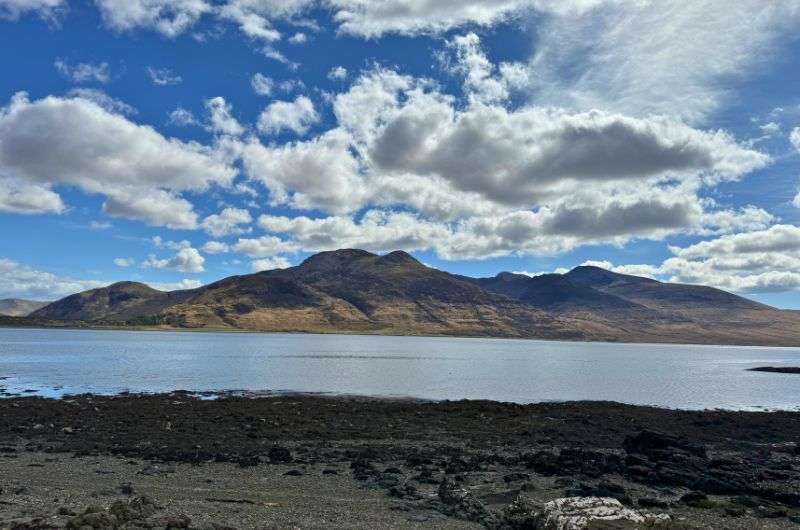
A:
<box><xmin>0</xmin><ymin>298</ymin><xmax>50</xmax><ymax>317</ymax></box>
<box><xmin>18</xmin><ymin>249</ymin><xmax>800</xmax><ymax>346</ymax></box>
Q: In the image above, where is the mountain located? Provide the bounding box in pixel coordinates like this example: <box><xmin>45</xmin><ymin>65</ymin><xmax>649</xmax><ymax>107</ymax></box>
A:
<box><xmin>27</xmin><ymin>250</ymin><xmax>800</xmax><ymax>346</ymax></box>
<box><xmin>0</xmin><ymin>298</ymin><xmax>50</xmax><ymax>317</ymax></box>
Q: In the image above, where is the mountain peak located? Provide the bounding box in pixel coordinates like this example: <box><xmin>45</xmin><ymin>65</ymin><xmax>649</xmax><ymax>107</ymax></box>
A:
<box><xmin>377</xmin><ymin>250</ymin><xmax>422</xmax><ymax>266</ymax></box>
<box><xmin>566</xmin><ymin>265</ymin><xmax>656</xmax><ymax>287</ymax></box>
<box><xmin>298</xmin><ymin>249</ymin><xmax>376</xmax><ymax>272</ymax></box>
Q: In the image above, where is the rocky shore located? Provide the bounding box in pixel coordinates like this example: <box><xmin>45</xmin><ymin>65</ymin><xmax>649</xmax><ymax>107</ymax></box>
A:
<box><xmin>1</xmin><ymin>393</ymin><xmax>800</xmax><ymax>529</ymax></box>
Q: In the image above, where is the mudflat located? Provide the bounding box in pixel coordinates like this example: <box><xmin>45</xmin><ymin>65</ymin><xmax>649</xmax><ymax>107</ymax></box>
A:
<box><xmin>1</xmin><ymin>393</ymin><xmax>800</xmax><ymax>529</ymax></box>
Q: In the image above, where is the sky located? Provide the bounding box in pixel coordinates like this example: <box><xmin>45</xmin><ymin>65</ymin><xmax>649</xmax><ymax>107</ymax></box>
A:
<box><xmin>1</xmin><ymin>0</ymin><xmax>800</xmax><ymax>308</ymax></box>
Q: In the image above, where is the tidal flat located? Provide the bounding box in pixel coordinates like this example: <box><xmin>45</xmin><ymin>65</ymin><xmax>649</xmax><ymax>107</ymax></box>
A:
<box><xmin>1</xmin><ymin>393</ymin><xmax>800</xmax><ymax>529</ymax></box>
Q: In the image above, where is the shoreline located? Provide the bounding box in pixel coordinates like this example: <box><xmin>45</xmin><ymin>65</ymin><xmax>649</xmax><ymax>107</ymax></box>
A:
<box><xmin>2</xmin><ymin>393</ymin><xmax>800</xmax><ymax>528</ymax></box>
<box><xmin>4</xmin><ymin>321</ymin><xmax>800</xmax><ymax>348</ymax></box>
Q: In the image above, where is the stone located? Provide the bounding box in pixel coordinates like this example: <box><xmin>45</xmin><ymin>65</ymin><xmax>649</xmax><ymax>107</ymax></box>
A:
<box><xmin>535</xmin><ymin>496</ymin><xmax>671</xmax><ymax>530</ymax></box>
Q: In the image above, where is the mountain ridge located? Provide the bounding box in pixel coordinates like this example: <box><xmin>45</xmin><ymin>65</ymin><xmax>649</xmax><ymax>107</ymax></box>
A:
<box><xmin>26</xmin><ymin>249</ymin><xmax>800</xmax><ymax>346</ymax></box>
<box><xmin>0</xmin><ymin>298</ymin><xmax>50</xmax><ymax>317</ymax></box>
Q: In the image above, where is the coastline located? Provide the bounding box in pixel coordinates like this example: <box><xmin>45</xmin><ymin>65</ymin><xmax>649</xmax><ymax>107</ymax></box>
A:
<box><xmin>2</xmin><ymin>393</ymin><xmax>799</xmax><ymax>529</ymax></box>
<box><xmin>4</xmin><ymin>320</ymin><xmax>800</xmax><ymax>348</ymax></box>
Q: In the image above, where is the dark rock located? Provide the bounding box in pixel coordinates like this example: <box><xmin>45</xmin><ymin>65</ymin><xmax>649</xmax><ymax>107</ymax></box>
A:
<box><xmin>322</xmin><ymin>468</ymin><xmax>338</xmax><ymax>475</ymax></box>
<box><xmin>503</xmin><ymin>472</ymin><xmax>531</xmax><ymax>483</ymax></box>
<box><xmin>624</xmin><ymin>430</ymin><xmax>707</xmax><ymax>459</ymax></box>
<box><xmin>268</xmin><ymin>446</ymin><xmax>293</xmax><ymax>464</ymax></box>
<box><xmin>638</xmin><ymin>497</ymin><xmax>669</xmax><ymax>509</ymax></box>
<box><xmin>283</xmin><ymin>469</ymin><xmax>303</xmax><ymax>476</ymax></box>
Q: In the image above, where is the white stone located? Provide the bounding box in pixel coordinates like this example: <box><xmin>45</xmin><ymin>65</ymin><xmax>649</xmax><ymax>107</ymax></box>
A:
<box><xmin>536</xmin><ymin>496</ymin><xmax>671</xmax><ymax>530</ymax></box>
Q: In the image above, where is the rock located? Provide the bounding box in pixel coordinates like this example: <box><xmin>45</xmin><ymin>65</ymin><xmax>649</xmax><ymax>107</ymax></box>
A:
<box><xmin>504</xmin><ymin>472</ymin><xmax>532</xmax><ymax>483</ymax></box>
<box><xmin>268</xmin><ymin>446</ymin><xmax>293</xmax><ymax>464</ymax></box>
<box><xmin>679</xmin><ymin>491</ymin><xmax>712</xmax><ymax>508</ymax></box>
<box><xmin>119</xmin><ymin>482</ymin><xmax>135</xmax><ymax>495</ymax></box>
<box><xmin>322</xmin><ymin>468</ymin><xmax>338</xmax><ymax>475</ymax></box>
<box><xmin>565</xmin><ymin>481</ymin><xmax>632</xmax><ymax>505</ymax></box>
<box><xmin>283</xmin><ymin>469</ymin><xmax>303</xmax><ymax>476</ymax></box>
<box><xmin>534</xmin><ymin>496</ymin><xmax>671</xmax><ymax>530</ymax></box>
<box><xmin>502</xmin><ymin>494</ymin><xmax>541</xmax><ymax>529</ymax></box>
<box><xmin>437</xmin><ymin>479</ymin><xmax>492</xmax><ymax>524</ymax></box>
<box><xmin>637</xmin><ymin>498</ymin><xmax>669</xmax><ymax>509</ymax></box>
<box><xmin>623</xmin><ymin>430</ymin><xmax>706</xmax><ymax>459</ymax></box>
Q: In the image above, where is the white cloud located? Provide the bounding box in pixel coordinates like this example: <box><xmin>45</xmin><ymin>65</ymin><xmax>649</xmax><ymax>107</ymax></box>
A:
<box><xmin>240</xmin><ymin>129</ymin><xmax>366</xmax><ymax>213</ymax></box>
<box><xmin>231</xmin><ymin>235</ymin><xmax>297</xmax><ymax>258</ymax></box>
<box><xmin>147</xmin><ymin>66</ymin><xmax>182</xmax><ymax>86</ymax></box>
<box><xmin>89</xmin><ymin>220</ymin><xmax>112</xmax><ymax>230</ymax></box>
<box><xmin>251</xmin><ymin>256</ymin><xmax>291</xmax><ymax>271</ymax></box>
<box><xmin>202</xmin><ymin>240</ymin><xmax>229</xmax><ymax>254</ymax></box>
<box><xmin>205</xmin><ymin>96</ymin><xmax>244</xmax><ymax>136</ymax></box>
<box><xmin>168</xmin><ymin>107</ymin><xmax>197</xmax><ymax>126</ymax></box>
<box><xmin>146</xmin><ymin>278</ymin><xmax>203</xmax><ymax>291</ymax></box>
<box><xmin>103</xmin><ymin>188</ymin><xmax>199</xmax><ymax>229</ymax></box>
<box><xmin>257</xmin><ymin>95</ymin><xmax>319</xmax><ymax>136</ymax></box>
<box><xmin>598</xmin><ymin>225</ymin><xmax>800</xmax><ymax>294</ymax></box>
<box><xmin>143</xmin><ymin>246</ymin><xmax>205</xmax><ymax>273</ymax></box>
<box><xmin>329</xmin><ymin>0</ymin><xmax>534</xmax><ymax>38</ymax></box>
<box><xmin>218</xmin><ymin>0</ymin><xmax>313</xmax><ymax>43</ymax></box>
<box><xmin>327</xmin><ymin>66</ymin><xmax>347</xmax><ymax>81</ymax></box>
<box><xmin>0</xmin><ymin>0</ymin><xmax>64</xmax><ymax>21</ymax></box>
<box><xmin>0</xmin><ymin>258</ymin><xmax>106</xmax><ymax>301</ymax></box>
<box><xmin>288</xmin><ymin>31</ymin><xmax>307</xmax><ymax>44</ymax></box>
<box><xmin>0</xmin><ymin>92</ymin><xmax>235</xmax><ymax>228</ymax></box>
<box><xmin>791</xmin><ymin>127</ymin><xmax>800</xmax><ymax>151</ymax></box>
<box><xmin>251</xmin><ymin>73</ymin><xmax>273</xmax><ymax>96</ymax></box>
<box><xmin>0</xmin><ymin>176</ymin><xmax>65</xmax><ymax>215</ymax></box>
<box><xmin>528</xmin><ymin>1</ymin><xmax>800</xmax><ymax>124</ymax></box>
<box><xmin>113</xmin><ymin>257</ymin><xmax>135</xmax><ymax>267</ymax></box>
<box><xmin>65</xmin><ymin>88</ymin><xmax>136</xmax><ymax>115</ymax></box>
<box><xmin>200</xmin><ymin>207</ymin><xmax>252</xmax><ymax>237</ymax></box>
<box><xmin>94</xmin><ymin>0</ymin><xmax>212</xmax><ymax>38</ymax></box>
<box><xmin>55</xmin><ymin>59</ymin><xmax>110</xmax><ymax>84</ymax></box>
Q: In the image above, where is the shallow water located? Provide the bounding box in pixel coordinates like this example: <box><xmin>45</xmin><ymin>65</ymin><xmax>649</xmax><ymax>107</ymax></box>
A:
<box><xmin>1</xmin><ymin>327</ymin><xmax>800</xmax><ymax>410</ymax></box>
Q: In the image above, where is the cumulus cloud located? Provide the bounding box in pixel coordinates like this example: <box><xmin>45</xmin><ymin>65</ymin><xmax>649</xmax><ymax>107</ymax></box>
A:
<box><xmin>200</xmin><ymin>207</ymin><xmax>252</xmax><ymax>237</ymax></box>
<box><xmin>231</xmin><ymin>235</ymin><xmax>297</xmax><ymax>258</ymax></box>
<box><xmin>0</xmin><ymin>176</ymin><xmax>65</xmax><ymax>215</ymax></box>
<box><xmin>240</xmin><ymin>129</ymin><xmax>366</xmax><ymax>213</ymax></box>
<box><xmin>205</xmin><ymin>96</ymin><xmax>244</xmax><ymax>136</ymax></box>
<box><xmin>146</xmin><ymin>278</ymin><xmax>203</xmax><ymax>291</ymax></box>
<box><xmin>55</xmin><ymin>59</ymin><xmax>110</xmax><ymax>84</ymax></box>
<box><xmin>0</xmin><ymin>258</ymin><xmax>106</xmax><ymax>300</ymax></box>
<box><xmin>113</xmin><ymin>257</ymin><xmax>135</xmax><ymax>267</ymax></box>
<box><xmin>0</xmin><ymin>0</ymin><xmax>64</xmax><ymax>20</ymax></box>
<box><xmin>327</xmin><ymin>66</ymin><xmax>347</xmax><ymax>81</ymax></box>
<box><xmin>597</xmin><ymin>225</ymin><xmax>800</xmax><ymax>294</ymax></box>
<box><xmin>791</xmin><ymin>127</ymin><xmax>800</xmax><ymax>151</ymax></box>
<box><xmin>329</xmin><ymin>0</ymin><xmax>535</xmax><ymax>38</ymax></box>
<box><xmin>251</xmin><ymin>256</ymin><xmax>292</xmax><ymax>271</ymax></box>
<box><xmin>147</xmin><ymin>66</ymin><xmax>182</xmax><ymax>85</ymax></box>
<box><xmin>201</xmin><ymin>240</ymin><xmax>229</xmax><ymax>254</ymax></box>
<box><xmin>251</xmin><ymin>73</ymin><xmax>273</xmax><ymax>96</ymax></box>
<box><xmin>257</xmin><ymin>95</ymin><xmax>319</xmax><ymax>136</ymax></box>
<box><xmin>168</xmin><ymin>107</ymin><xmax>197</xmax><ymax>126</ymax></box>
<box><xmin>65</xmin><ymin>88</ymin><xmax>136</xmax><ymax>115</ymax></box>
<box><xmin>94</xmin><ymin>0</ymin><xmax>212</xmax><ymax>38</ymax></box>
<box><xmin>288</xmin><ymin>32</ymin><xmax>307</xmax><ymax>44</ymax></box>
<box><xmin>143</xmin><ymin>245</ymin><xmax>205</xmax><ymax>272</ymax></box>
<box><xmin>0</xmin><ymin>92</ymin><xmax>235</xmax><ymax>228</ymax></box>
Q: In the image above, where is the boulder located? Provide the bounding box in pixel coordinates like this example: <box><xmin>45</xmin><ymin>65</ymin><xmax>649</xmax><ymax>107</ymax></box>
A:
<box><xmin>535</xmin><ymin>497</ymin><xmax>671</xmax><ymax>530</ymax></box>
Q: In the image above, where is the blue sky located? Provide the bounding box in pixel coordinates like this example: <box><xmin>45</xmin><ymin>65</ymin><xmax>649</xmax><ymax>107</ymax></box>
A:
<box><xmin>1</xmin><ymin>0</ymin><xmax>800</xmax><ymax>308</ymax></box>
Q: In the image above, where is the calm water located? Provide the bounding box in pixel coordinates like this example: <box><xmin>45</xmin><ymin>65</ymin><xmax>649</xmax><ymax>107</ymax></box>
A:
<box><xmin>1</xmin><ymin>327</ymin><xmax>800</xmax><ymax>410</ymax></box>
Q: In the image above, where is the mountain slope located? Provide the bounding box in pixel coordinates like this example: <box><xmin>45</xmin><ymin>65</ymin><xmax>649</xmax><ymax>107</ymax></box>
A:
<box><xmin>27</xmin><ymin>250</ymin><xmax>800</xmax><ymax>346</ymax></box>
<box><xmin>0</xmin><ymin>298</ymin><xmax>50</xmax><ymax>317</ymax></box>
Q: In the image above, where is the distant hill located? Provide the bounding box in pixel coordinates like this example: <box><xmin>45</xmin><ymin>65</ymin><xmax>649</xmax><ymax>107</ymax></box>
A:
<box><xmin>26</xmin><ymin>250</ymin><xmax>800</xmax><ymax>346</ymax></box>
<box><xmin>0</xmin><ymin>298</ymin><xmax>50</xmax><ymax>317</ymax></box>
